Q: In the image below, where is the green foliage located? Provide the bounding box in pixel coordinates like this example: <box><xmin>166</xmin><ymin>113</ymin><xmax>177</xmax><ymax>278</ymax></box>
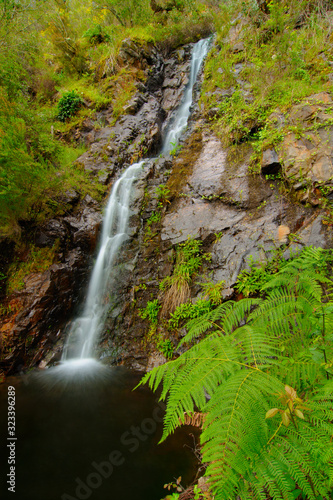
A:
<box><xmin>199</xmin><ymin>278</ymin><xmax>225</xmax><ymax>304</ymax></box>
<box><xmin>160</xmin><ymin>239</ymin><xmax>210</xmax><ymax>292</ymax></box>
<box><xmin>0</xmin><ymin>89</ymin><xmax>54</xmax><ymax>233</ymax></box>
<box><xmin>82</xmin><ymin>24</ymin><xmax>111</xmax><ymax>44</ymax></box>
<box><xmin>7</xmin><ymin>243</ymin><xmax>58</xmax><ymax>294</ymax></box>
<box><xmin>147</xmin><ymin>211</ymin><xmax>162</xmax><ymax>225</ymax></box>
<box><xmin>155</xmin><ymin>184</ymin><xmax>171</xmax><ymax>205</ymax></box>
<box><xmin>168</xmin><ymin>299</ymin><xmax>213</xmax><ymax>329</ymax></box>
<box><xmin>57</xmin><ymin>90</ymin><xmax>83</xmax><ymax>122</ymax></box>
<box><xmin>201</xmin><ymin>0</ymin><xmax>333</xmax><ymax>158</ymax></box>
<box><xmin>160</xmin><ymin>238</ymin><xmax>211</xmax><ymax>316</ymax></box>
<box><xmin>97</xmin><ymin>0</ymin><xmax>152</xmax><ymax>28</ymax></box>
<box><xmin>157</xmin><ymin>337</ymin><xmax>174</xmax><ymax>359</ymax></box>
<box><xmin>139</xmin><ymin>299</ymin><xmax>161</xmax><ymax>324</ymax></box>
<box><xmin>235</xmin><ymin>247</ymin><xmax>288</xmax><ymax>296</ymax></box>
<box><xmin>140</xmin><ymin>246</ymin><xmax>333</xmax><ymax>500</ymax></box>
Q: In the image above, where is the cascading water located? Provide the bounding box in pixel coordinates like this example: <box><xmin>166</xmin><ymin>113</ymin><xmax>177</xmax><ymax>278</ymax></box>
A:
<box><xmin>162</xmin><ymin>37</ymin><xmax>211</xmax><ymax>153</ymax></box>
<box><xmin>62</xmin><ymin>36</ymin><xmax>211</xmax><ymax>364</ymax></box>
<box><xmin>62</xmin><ymin>161</ymin><xmax>145</xmax><ymax>360</ymax></box>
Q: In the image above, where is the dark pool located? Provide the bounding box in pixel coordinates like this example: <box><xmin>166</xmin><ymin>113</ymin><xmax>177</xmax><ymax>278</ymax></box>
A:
<box><xmin>0</xmin><ymin>361</ymin><xmax>199</xmax><ymax>500</ymax></box>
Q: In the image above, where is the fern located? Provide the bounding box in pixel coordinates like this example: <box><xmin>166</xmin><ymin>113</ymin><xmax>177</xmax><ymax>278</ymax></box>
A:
<box><xmin>139</xmin><ymin>247</ymin><xmax>333</xmax><ymax>499</ymax></box>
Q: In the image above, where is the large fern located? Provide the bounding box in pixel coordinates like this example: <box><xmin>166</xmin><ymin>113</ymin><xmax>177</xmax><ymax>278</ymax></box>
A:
<box><xmin>140</xmin><ymin>247</ymin><xmax>333</xmax><ymax>499</ymax></box>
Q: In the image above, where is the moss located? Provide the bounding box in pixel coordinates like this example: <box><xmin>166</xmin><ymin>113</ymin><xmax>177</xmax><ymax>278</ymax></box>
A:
<box><xmin>7</xmin><ymin>243</ymin><xmax>59</xmax><ymax>295</ymax></box>
<box><xmin>166</xmin><ymin>129</ymin><xmax>203</xmax><ymax>198</ymax></box>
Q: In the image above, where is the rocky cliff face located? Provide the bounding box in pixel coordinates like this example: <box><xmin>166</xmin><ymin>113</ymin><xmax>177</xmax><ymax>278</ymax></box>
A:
<box><xmin>0</xmin><ymin>40</ymin><xmax>194</xmax><ymax>375</ymax></box>
<box><xmin>1</xmin><ymin>38</ymin><xmax>333</xmax><ymax>376</ymax></box>
<box><xmin>99</xmin><ymin>124</ymin><xmax>333</xmax><ymax>371</ymax></box>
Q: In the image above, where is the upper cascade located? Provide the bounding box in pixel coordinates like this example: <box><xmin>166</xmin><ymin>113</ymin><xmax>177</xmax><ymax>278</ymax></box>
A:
<box><xmin>162</xmin><ymin>37</ymin><xmax>211</xmax><ymax>153</ymax></box>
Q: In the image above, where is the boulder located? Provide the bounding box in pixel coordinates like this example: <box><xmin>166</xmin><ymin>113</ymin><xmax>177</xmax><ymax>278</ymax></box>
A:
<box><xmin>261</xmin><ymin>148</ymin><xmax>281</xmax><ymax>175</ymax></box>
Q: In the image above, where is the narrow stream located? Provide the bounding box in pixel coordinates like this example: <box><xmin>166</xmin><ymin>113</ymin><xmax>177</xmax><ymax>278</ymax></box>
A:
<box><xmin>0</xmin><ymin>38</ymin><xmax>211</xmax><ymax>500</ymax></box>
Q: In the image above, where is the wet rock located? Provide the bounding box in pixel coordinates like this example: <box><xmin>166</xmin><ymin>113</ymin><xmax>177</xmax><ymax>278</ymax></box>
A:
<box><xmin>179</xmin><ymin>133</ymin><xmax>272</xmax><ymax>209</ymax></box>
<box><xmin>64</xmin><ymin>207</ymin><xmax>102</xmax><ymax>252</ymax></box>
<box><xmin>118</xmin><ymin>39</ymin><xmax>158</xmax><ymax>69</ymax></box>
<box><xmin>123</xmin><ymin>92</ymin><xmax>148</xmax><ymax>115</ymax></box>
<box><xmin>261</xmin><ymin>148</ymin><xmax>281</xmax><ymax>175</ymax></box>
<box><xmin>35</xmin><ymin>219</ymin><xmax>67</xmax><ymax>247</ymax></box>
<box><xmin>0</xmin><ymin>248</ymin><xmax>89</xmax><ymax>374</ymax></box>
<box><xmin>146</xmin><ymin>352</ymin><xmax>167</xmax><ymax>371</ymax></box>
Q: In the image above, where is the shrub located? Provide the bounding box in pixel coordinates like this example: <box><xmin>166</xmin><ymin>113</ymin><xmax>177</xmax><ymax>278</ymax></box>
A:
<box><xmin>57</xmin><ymin>90</ymin><xmax>83</xmax><ymax>122</ymax></box>
<box><xmin>139</xmin><ymin>299</ymin><xmax>161</xmax><ymax>324</ymax></box>
<box><xmin>83</xmin><ymin>24</ymin><xmax>111</xmax><ymax>45</ymax></box>
<box><xmin>160</xmin><ymin>238</ymin><xmax>210</xmax><ymax>317</ymax></box>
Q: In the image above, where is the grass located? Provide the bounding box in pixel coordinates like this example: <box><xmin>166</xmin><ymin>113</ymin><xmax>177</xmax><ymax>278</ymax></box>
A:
<box><xmin>201</xmin><ymin>0</ymin><xmax>333</xmax><ymax>171</ymax></box>
<box><xmin>160</xmin><ymin>238</ymin><xmax>210</xmax><ymax>317</ymax></box>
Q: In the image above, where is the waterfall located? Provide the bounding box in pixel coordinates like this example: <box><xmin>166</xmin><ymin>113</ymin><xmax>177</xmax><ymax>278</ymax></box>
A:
<box><xmin>162</xmin><ymin>37</ymin><xmax>211</xmax><ymax>153</ymax></box>
<box><xmin>62</xmin><ymin>162</ymin><xmax>144</xmax><ymax>360</ymax></box>
<box><xmin>62</xmin><ymin>37</ymin><xmax>211</xmax><ymax>363</ymax></box>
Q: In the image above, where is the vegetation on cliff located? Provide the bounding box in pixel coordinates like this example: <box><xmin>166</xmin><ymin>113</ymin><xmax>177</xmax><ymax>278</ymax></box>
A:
<box><xmin>0</xmin><ymin>0</ymin><xmax>214</xmax><ymax>239</ymax></box>
<box><xmin>202</xmin><ymin>0</ymin><xmax>333</xmax><ymax>202</ymax></box>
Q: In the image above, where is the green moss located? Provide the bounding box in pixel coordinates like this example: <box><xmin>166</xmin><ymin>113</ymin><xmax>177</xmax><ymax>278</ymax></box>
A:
<box><xmin>7</xmin><ymin>244</ymin><xmax>59</xmax><ymax>294</ymax></box>
<box><xmin>166</xmin><ymin>129</ymin><xmax>203</xmax><ymax>198</ymax></box>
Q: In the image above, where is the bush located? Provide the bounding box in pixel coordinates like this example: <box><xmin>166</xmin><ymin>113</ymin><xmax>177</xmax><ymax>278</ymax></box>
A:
<box><xmin>83</xmin><ymin>24</ymin><xmax>111</xmax><ymax>45</ymax></box>
<box><xmin>57</xmin><ymin>90</ymin><xmax>83</xmax><ymax>122</ymax></box>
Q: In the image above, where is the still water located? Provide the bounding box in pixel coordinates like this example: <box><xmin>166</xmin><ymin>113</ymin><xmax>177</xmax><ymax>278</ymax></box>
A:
<box><xmin>0</xmin><ymin>364</ymin><xmax>199</xmax><ymax>500</ymax></box>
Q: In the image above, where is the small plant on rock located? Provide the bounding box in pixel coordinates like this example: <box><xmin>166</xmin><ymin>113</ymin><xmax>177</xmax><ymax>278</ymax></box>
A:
<box><xmin>160</xmin><ymin>238</ymin><xmax>210</xmax><ymax>317</ymax></box>
<box><xmin>139</xmin><ymin>299</ymin><xmax>161</xmax><ymax>324</ymax></box>
<box><xmin>57</xmin><ymin>90</ymin><xmax>83</xmax><ymax>122</ymax></box>
<box><xmin>157</xmin><ymin>338</ymin><xmax>174</xmax><ymax>359</ymax></box>
<box><xmin>156</xmin><ymin>184</ymin><xmax>171</xmax><ymax>205</ymax></box>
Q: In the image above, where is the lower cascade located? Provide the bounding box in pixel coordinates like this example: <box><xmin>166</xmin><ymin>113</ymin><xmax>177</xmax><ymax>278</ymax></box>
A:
<box><xmin>62</xmin><ymin>160</ymin><xmax>145</xmax><ymax>361</ymax></box>
<box><xmin>61</xmin><ymin>36</ymin><xmax>211</xmax><ymax>367</ymax></box>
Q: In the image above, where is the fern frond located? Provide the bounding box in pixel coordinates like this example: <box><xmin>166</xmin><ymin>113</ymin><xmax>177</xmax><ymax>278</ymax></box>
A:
<box><xmin>202</xmin><ymin>371</ymin><xmax>283</xmax><ymax>499</ymax></box>
<box><xmin>180</xmin><ymin>298</ymin><xmax>260</xmax><ymax>346</ymax></box>
<box><xmin>138</xmin><ymin>246</ymin><xmax>333</xmax><ymax>500</ymax></box>
<box><xmin>262</xmin><ymin>246</ymin><xmax>333</xmax><ymax>300</ymax></box>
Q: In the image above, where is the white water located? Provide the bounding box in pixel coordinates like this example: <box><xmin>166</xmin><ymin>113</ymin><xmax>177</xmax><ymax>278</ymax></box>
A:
<box><xmin>162</xmin><ymin>37</ymin><xmax>211</xmax><ymax>153</ymax></box>
<box><xmin>62</xmin><ymin>161</ymin><xmax>144</xmax><ymax>360</ymax></box>
<box><xmin>61</xmin><ymin>37</ymin><xmax>211</xmax><ymax>364</ymax></box>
